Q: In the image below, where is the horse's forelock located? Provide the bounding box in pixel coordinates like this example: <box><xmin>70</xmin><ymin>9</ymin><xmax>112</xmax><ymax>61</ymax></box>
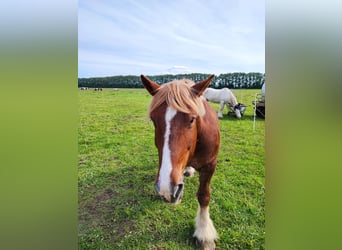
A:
<box><xmin>149</xmin><ymin>80</ymin><xmax>205</xmax><ymax>117</ymax></box>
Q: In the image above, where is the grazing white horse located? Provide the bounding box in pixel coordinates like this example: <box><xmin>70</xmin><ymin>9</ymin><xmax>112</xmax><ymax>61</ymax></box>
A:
<box><xmin>204</xmin><ymin>88</ymin><xmax>242</xmax><ymax>118</ymax></box>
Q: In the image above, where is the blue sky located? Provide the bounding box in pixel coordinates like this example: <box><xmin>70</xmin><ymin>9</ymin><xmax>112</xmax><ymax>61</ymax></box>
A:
<box><xmin>78</xmin><ymin>0</ymin><xmax>264</xmax><ymax>77</ymax></box>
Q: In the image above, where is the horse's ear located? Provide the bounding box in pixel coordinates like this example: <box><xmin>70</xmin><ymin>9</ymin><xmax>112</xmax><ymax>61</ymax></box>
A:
<box><xmin>140</xmin><ymin>75</ymin><xmax>160</xmax><ymax>96</ymax></box>
<box><xmin>191</xmin><ymin>74</ymin><xmax>215</xmax><ymax>96</ymax></box>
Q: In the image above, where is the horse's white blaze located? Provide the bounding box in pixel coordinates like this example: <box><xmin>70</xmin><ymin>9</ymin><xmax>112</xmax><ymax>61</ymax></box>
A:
<box><xmin>193</xmin><ymin>206</ymin><xmax>218</xmax><ymax>242</ymax></box>
<box><xmin>158</xmin><ymin>106</ymin><xmax>177</xmax><ymax>200</ymax></box>
<box><xmin>234</xmin><ymin>109</ymin><xmax>242</xmax><ymax>118</ymax></box>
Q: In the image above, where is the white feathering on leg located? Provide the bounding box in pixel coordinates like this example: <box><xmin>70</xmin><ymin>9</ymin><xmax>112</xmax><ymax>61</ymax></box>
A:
<box><xmin>193</xmin><ymin>206</ymin><xmax>218</xmax><ymax>242</ymax></box>
<box><xmin>184</xmin><ymin>166</ymin><xmax>196</xmax><ymax>177</ymax></box>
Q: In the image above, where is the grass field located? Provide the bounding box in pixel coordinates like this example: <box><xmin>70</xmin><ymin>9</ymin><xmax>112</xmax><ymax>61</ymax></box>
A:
<box><xmin>78</xmin><ymin>88</ymin><xmax>265</xmax><ymax>249</ymax></box>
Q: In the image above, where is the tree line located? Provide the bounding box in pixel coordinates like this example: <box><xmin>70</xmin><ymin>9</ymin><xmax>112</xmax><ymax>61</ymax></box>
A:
<box><xmin>78</xmin><ymin>72</ymin><xmax>265</xmax><ymax>89</ymax></box>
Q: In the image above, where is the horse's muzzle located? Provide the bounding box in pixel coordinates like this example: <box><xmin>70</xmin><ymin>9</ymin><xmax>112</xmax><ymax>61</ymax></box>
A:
<box><xmin>155</xmin><ymin>182</ymin><xmax>184</xmax><ymax>204</ymax></box>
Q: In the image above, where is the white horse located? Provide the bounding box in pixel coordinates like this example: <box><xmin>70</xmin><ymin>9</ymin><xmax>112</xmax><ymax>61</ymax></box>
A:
<box><xmin>261</xmin><ymin>83</ymin><xmax>265</xmax><ymax>102</ymax></box>
<box><xmin>204</xmin><ymin>88</ymin><xmax>243</xmax><ymax>118</ymax></box>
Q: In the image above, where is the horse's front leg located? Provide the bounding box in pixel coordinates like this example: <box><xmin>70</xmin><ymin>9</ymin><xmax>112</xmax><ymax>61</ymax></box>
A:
<box><xmin>217</xmin><ymin>101</ymin><xmax>224</xmax><ymax>118</ymax></box>
<box><xmin>193</xmin><ymin>166</ymin><xmax>218</xmax><ymax>249</ymax></box>
<box><xmin>226</xmin><ymin>103</ymin><xmax>232</xmax><ymax>114</ymax></box>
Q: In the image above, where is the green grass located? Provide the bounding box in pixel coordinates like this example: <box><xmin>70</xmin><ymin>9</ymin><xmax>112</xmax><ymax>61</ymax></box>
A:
<box><xmin>79</xmin><ymin>88</ymin><xmax>265</xmax><ymax>249</ymax></box>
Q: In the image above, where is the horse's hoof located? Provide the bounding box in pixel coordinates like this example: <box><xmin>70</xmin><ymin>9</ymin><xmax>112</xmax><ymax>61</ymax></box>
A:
<box><xmin>184</xmin><ymin>166</ymin><xmax>196</xmax><ymax>177</ymax></box>
<box><xmin>195</xmin><ymin>239</ymin><xmax>216</xmax><ymax>250</ymax></box>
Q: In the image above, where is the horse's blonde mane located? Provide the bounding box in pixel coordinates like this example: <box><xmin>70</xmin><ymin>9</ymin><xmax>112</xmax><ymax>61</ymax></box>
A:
<box><xmin>149</xmin><ymin>79</ymin><xmax>205</xmax><ymax>117</ymax></box>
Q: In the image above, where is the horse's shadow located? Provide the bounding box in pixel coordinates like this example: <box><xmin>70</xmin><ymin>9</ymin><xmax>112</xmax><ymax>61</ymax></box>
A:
<box><xmin>220</xmin><ymin>113</ymin><xmax>264</xmax><ymax>122</ymax></box>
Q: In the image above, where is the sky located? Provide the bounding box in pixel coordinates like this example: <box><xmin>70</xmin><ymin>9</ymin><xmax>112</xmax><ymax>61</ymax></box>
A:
<box><xmin>78</xmin><ymin>0</ymin><xmax>264</xmax><ymax>78</ymax></box>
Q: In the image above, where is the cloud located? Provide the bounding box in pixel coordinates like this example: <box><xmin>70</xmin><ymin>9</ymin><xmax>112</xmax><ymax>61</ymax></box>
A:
<box><xmin>164</xmin><ymin>66</ymin><xmax>192</xmax><ymax>75</ymax></box>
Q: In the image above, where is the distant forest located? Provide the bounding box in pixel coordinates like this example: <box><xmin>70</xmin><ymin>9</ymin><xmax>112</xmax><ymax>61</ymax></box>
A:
<box><xmin>78</xmin><ymin>72</ymin><xmax>265</xmax><ymax>89</ymax></box>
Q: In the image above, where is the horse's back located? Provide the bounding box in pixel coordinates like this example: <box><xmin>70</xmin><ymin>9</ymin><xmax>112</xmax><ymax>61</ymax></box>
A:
<box><xmin>204</xmin><ymin>88</ymin><xmax>232</xmax><ymax>103</ymax></box>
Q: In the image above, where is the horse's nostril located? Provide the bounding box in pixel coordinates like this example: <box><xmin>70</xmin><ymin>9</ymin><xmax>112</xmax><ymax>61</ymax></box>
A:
<box><xmin>178</xmin><ymin>183</ymin><xmax>184</xmax><ymax>192</ymax></box>
<box><xmin>172</xmin><ymin>183</ymin><xmax>184</xmax><ymax>202</ymax></box>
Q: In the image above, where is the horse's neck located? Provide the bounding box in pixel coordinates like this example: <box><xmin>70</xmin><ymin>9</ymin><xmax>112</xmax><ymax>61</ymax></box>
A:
<box><xmin>197</xmin><ymin>101</ymin><xmax>214</xmax><ymax>134</ymax></box>
<box><xmin>230</xmin><ymin>96</ymin><xmax>238</xmax><ymax>106</ymax></box>
<box><xmin>227</xmin><ymin>91</ymin><xmax>237</xmax><ymax>106</ymax></box>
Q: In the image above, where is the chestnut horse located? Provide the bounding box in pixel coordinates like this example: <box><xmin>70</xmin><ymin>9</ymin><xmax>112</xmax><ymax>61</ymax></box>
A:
<box><xmin>141</xmin><ymin>75</ymin><xmax>220</xmax><ymax>249</ymax></box>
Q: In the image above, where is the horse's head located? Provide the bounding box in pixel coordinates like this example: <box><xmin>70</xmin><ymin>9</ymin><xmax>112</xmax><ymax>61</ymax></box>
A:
<box><xmin>233</xmin><ymin>103</ymin><xmax>242</xmax><ymax>118</ymax></box>
<box><xmin>233</xmin><ymin>103</ymin><xmax>247</xmax><ymax>118</ymax></box>
<box><xmin>141</xmin><ymin>75</ymin><xmax>214</xmax><ymax>204</ymax></box>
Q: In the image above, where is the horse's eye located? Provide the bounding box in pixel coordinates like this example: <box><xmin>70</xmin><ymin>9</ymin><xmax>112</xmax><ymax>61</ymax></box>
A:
<box><xmin>190</xmin><ymin>116</ymin><xmax>196</xmax><ymax>124</ymax></box>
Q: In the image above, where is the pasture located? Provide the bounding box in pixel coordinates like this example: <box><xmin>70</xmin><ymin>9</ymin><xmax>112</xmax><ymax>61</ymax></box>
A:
<box><xmin>78</xmin><ymin>88</ymin><xmax>265</xmax><ymax>249</ymax></box>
